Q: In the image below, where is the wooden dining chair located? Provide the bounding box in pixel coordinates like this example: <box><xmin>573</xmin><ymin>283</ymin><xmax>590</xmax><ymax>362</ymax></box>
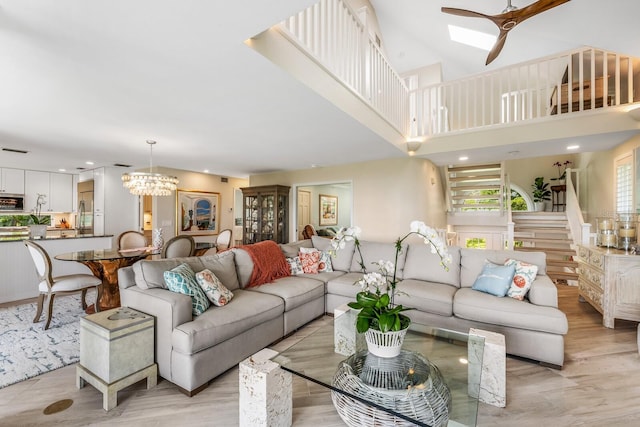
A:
<box><xmin>24</xmin><ymin>241</ymin><xmax>102</xmax><ymax>330</ymax></box>
<box><xmin>215</xmin><ymin>229</ymin><xmax>232</xmax><ymax>251</ymax></box>
<box><xmin>302</xmin><ymin>224</ymin><xmax>317</xmax><ymax>240</ymax></box>
<box><xmin>161</xmin><ymin>235</ymin><xmax>195</xmax><ymax>258</ymax></box>
<box><xmin>118</xmin><ymin>230</ymin><xmax>147</xmax><ymax>250</ymax></box>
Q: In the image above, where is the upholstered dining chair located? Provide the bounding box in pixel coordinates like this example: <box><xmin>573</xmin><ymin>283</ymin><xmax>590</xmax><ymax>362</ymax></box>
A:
<box><xmin>215</xmin><ymin>229</ymin><xmax>232</xmax><ymax>251</ymax></box>
<box><xmin>302</xmin><ymin>224</ymin><xmax>317</xmax><ymax>240</ymax></box>
<box><xmin>161</xmin><ymin>235</ymin><xmax>195</xmax><ymax>258</ymax></box>
<box><xmin>24</xmin><ymin>241</ymin><xmax>102</xmax><ymax>330</ymax></box>
<box><xmin>117</xmin><ymin>230</ymin><xmax>147</xmax><ymax>250</ymax></box>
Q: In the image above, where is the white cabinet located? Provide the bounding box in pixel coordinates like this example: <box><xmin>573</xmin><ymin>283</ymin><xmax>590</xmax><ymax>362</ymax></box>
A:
<box><xmin>24</xmin><ymin>171</ymin><xmax>73</xmax><ymax>213</ymax></box>
<box><xmin>93</xmin><ymin>167</ymin><xmax>105</xmax><ymax>214</ymax></box>
<box><xmin>49</xmin><ymin>173</ymin><xmax>73</xmax><ymax>212</ymax></box>
<box><xmin>0</xmin><ymin>168</ymin><xmax>24</xmax><ymax>194</ymax></box>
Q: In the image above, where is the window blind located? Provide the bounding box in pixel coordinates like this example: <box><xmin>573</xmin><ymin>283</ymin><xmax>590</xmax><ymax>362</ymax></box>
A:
<box><xmin>615</xmin><ymin>154</ymin><xmax>633</xmax><ymax>213</ymax></box>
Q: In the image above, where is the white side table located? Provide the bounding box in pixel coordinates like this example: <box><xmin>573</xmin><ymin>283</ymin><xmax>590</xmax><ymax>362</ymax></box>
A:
<box><xmin>77</xmin><ymin>307</ymin><xmax>157</xmax><ymax>411</ymax></box>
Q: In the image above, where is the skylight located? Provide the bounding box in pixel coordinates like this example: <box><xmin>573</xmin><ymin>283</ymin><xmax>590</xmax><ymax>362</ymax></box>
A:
<box><xmin>448</xmin><ymin>25</ymin><xmax>496</xmax><ymax>51</ymax></box>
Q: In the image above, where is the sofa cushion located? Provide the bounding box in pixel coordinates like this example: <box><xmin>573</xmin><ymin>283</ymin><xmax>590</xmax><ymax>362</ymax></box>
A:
<box><xmin>453</xmin><ymin>288</ymin><xmax>568</xmax><ymax>334</ymax></box>
<box><xmin>199</xmin><ymin>250</ymin><xmax>240</xmax><ymax>291</ymax></box>
<box><xmin>395</xmin><ymin>279</ymin><xmax>457</xmax><ymax>317</ymax></box>
<box><xmin>279</xmin><ymin>240</ymin><xmax>313</xmax><ymax>258</ymax></box>
<box><xmin>471</xmin><ymin>262</ymin><xmax>516</xmax><ymax>297</ymax></box>
<box><xmin>300</xmin><ymin>270</ymin><xmax>346</xmax><ymax>284</ymax></box>
<box><xmin>326</xmin><ymin>272</ymin><xmax>364</xmax><ymax>299</ymax></box>
<box><xmin>312</xmin><ymin>235</ymin><xmax>355</xmax><ymax>272</ymax></box>
<box><xmin>232</xmin><ymin>248</ymin><xmax>254</xmax><ymax>288</ymax></box>
<box><xmin>133</xmin><ymin>257</ymin><xmax>205</xmax><ymax>290</ymax></box>
<box><xmin>247</xmin><ymin>276</ymin><xmax>325</xmax><ymax>312</ymax></box>
<box><xmin>195</xmin><ymin>269</ymin><xmax>234</xmax><ymax>306</ymax></box>
<box><xmin>349</xmin><ymin>240</ymin><xmax>407</xmax><ymax>276</ymax></box>
<box><xmin>164</xmin><ymin>263</ymin><xmax>210</xmax><ymax>316</ymax></box>
<box><xmin>403</xmin><ymin>244</ymin><xmax>461</xmax><ymax>287</ymax></box>
<box><xmin>460</xmin><ymin>249</ymin><xmax>547</xmax><ymax>288</ymax></box>
<box><xmin>172</xmin><ymin>289</ymin><xmax>284</xmax><ymax>355</ymax></box>
<box><xmin>505</xmin><ymin>258</ymin><xmax>538</xmax><ymax>301</ymax></box>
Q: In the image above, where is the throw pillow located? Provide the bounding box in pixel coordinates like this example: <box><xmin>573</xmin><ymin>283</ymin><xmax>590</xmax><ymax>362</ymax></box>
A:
<box><xmin>164</xmin><ymin>263</ymin><xmax>210</xmax><ymax>316</ymax></box>
<box><xmin>318</xmin><ymin>250</ymin><xmax>334</xmax><ymax>273</ymax></box>
<box><xmin>504</xmin><ymin>258</ymin><xmax>539</xmax><ymax>301</ymax></box>
<box><xmin>195</xmin><ymin>269</ymin><xmax>234</xmax><ymax>306</ymax></box>
<box><xmin>299</xmin><ymin>249</ymin><xmax>321</xmax><ymax>274</ymax></box>
<box><xmin>286</xmin><ymin>257</ymin><xmax>304</xmax><ymax>275</ymax></box>
<box><xmin>471</xmin><ymin>261</ymin><xmax>516</xmax><ymax>297</ymax></box>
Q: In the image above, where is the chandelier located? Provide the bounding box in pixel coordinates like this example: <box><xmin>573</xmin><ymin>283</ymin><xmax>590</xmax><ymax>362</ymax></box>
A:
<box><xmin>122</xmin><ymin>140</ymin><xmax>178</xmax><ymax>196</ymax></box>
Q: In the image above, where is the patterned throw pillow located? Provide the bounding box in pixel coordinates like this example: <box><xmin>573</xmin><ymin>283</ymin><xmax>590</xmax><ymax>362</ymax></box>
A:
<box><xmin>164</xmin><ymin>263</ymin><xmax>210</xmax><ymax>316</ymax></box>
<box><xmin>504</xmin><ymin>258</ymin><xmax>539</xmax><ymax>301</ymax></box>
<box><xmin>471</xmin><ymin>261</ymin><xmax>516</xmax><ymax>297</ymax></box>
<box><xmin>299</xmin><ymin>249</ymin><xmax>321</xmax><ymax>274</ymax></box>
<box><xmin>318</xmin><ymin>251</ymin><xmax>334</xmax><ymax>273</ymax></box>
<box><xmin>286</xmin><ymin>257</ymin><xmax>304</xmax><ymax>275</ymax></box>
<box><xmin>195</xmin><ymin>269</ymin><xmax>234</xmax><ymax>306</ymax></box>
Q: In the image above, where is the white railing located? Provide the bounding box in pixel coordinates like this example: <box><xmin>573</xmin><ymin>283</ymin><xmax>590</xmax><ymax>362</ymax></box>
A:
<box><xmin>279</xmin><ymin>0</ymin><xmax>410</xmax><ymax>136</ymax></box>
<box><xmin>279</xmin><ymin>4</ymin><xmax>639</xmax><ymax>141</ymax></box>
<box><xmin>409</xmin><ymin>47</ymin><xmax>640</xmax><ymax>138</ymax></box>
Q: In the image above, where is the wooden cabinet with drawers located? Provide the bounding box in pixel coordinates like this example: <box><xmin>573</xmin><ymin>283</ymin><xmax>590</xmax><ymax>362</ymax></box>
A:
<box><xmin>577</xmin><ymin>245</ymin><xmax>640</xmax><ymax>328</ymax></box>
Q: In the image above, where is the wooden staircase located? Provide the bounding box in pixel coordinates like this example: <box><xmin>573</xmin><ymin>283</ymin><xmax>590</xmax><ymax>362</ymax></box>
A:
<box><xmin>512</xmin><ymin>211</ymin><xmax>578</xmax><ymax>283</ymax></box>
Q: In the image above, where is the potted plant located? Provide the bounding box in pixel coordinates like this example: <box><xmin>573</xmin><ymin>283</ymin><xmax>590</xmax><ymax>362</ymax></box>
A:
<box><xmin>29</xmin><ymin>194</ymin><xmax>50</xmax><ymax>239</ymax></box>
<box><xmin>551</xmin><ymin>160</ymin><xmax>572</xmax><ymax>183</ymax></box>
<box><xmin>330</xmin><ymin>221</ymin><xmax>451</xmax><ymax>357</ymax></box>
<box><xmin>532</xmin><ymin>177</ymin><xmax>551</xmax><ymax>212</ymax></box>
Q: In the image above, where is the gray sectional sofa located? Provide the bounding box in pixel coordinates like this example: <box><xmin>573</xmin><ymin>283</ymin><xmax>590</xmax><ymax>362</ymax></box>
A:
<box><xmin>118</xmin><ymin>235</ymin><xmax>568</xmax><ymax>395</ymax></box>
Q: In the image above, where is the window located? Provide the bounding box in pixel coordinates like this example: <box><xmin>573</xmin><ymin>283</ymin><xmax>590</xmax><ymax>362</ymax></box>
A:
<box><xmin>615</xmin><ymin>153</ymin><xmax>634</xmax><ymax>213</ymax></box>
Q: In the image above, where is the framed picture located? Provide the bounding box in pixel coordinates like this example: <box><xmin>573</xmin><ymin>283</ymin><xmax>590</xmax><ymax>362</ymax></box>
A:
<box><xmin>319</xmin><ymin>194</ymin><xmax>338</xmax><ymax>226</ymax></box>
<box><xmin>176</xmin><ymin>189</ymin><xmax>221</xmax><ymax>236</ymax></box>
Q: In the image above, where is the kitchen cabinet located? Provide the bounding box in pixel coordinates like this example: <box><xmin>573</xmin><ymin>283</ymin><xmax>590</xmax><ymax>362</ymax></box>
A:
<box><xmin>25</xmin><ymin>170</ymin><xmax>73</xmax><ymax>213</ymax></box>
<box><xmin>241</xmin><ymin>185</ymin><xmax>290</xmax><ymax>244</ymax></box>
<box><xmin>577</xmin><ymin>244</ymin><xmax>640</xmax><ymax>328</ymax></box>
<box><xmin>0</xmin><ymin>168</ymin><xmax>24</xmax><ymax>194</ymax></box>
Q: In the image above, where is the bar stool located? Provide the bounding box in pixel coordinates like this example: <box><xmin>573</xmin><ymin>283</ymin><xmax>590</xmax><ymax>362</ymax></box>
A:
<box><xmin>550</xmin><ymin>185</ymin><xmax>566</xmax><ymax>212</ymax></box>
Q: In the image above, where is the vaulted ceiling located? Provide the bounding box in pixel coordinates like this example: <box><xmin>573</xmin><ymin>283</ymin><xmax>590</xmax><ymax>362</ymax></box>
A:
<box><xmin>1</xmin><ymin>0</ymin><xmax>638</xmax><ymax>177</ymax></box>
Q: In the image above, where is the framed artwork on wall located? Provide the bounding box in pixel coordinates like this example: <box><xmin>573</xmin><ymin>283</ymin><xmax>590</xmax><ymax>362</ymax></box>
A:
<box><xmin>176</xmin><ymin>189</ymin><xmax>220</xmax><ymax>236</ymax></box>
<box><xmin>319</xmin><ymin>194</ymin><xmax>338</xmax><ymax>226</ymax></box>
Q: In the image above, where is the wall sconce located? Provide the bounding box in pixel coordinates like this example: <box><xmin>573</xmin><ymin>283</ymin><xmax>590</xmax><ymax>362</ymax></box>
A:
<box><xmin>406</xmin><ymin>140</ymin><xmax>423</xmax><ymax>156</ymax></box>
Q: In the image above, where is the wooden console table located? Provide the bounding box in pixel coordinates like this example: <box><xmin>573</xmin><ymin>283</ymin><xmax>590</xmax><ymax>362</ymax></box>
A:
<box><xmin>577</xmin><ymin>245</ymin><xmax>640</xmax><ymax>328</ymax></box>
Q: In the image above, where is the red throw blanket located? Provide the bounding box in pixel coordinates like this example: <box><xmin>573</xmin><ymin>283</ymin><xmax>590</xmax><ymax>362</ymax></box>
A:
<box><xmin>242</xmin><ymin>240</ymin><xmax>290</xmax><ymax>287</ymax></box>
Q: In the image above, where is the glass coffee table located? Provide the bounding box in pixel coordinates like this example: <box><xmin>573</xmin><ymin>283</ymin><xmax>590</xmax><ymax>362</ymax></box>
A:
<box><xmin>272</xmin><ymin>319</ymin><xmax>485</xmax><ymax>427</ymax></box>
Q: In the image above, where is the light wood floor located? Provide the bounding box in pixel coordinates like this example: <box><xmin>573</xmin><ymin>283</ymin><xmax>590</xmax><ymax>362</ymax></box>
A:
<box><xmin>1</xmin><ymin>285</ymin><xmax>639</xmax><ymax>426</ymax></box>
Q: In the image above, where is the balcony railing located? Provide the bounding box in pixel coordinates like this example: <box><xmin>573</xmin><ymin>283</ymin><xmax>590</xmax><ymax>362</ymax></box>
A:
<box><xmin>278</xmin><ymin>2</ymin><xmax>640</xmax><ymax>140</ymax></box>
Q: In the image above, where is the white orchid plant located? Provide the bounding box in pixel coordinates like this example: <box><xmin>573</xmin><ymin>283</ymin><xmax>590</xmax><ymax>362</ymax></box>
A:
<box><xmin>331</xmin><ymin>221</ymin><xmax>451</xmax><ymax>333</ymax></box>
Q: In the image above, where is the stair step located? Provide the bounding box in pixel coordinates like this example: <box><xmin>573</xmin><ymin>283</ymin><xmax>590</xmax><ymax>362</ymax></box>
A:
<box><xmin>513</xmin><ymin>222</ymin><xmax>569</xmax><ymax>228</ymax></box>
<box><xmin>515</xmin><ymin>247</ymin><xmax>577</xmax><ymax>255</ymax></box>
<box><xmin>514</xmin><ymin>237</ymin><xmax>573</xmax><ymax>244</ymax></box>
<box><xmin>514</xmin><ymin>228</ymin><xmax>570</xmax><ymax>235</ymax></box>
<box><xmin>447</xmin><ymin>164</ymin><xmax>501</xmax><ymax>173</ymax></box>
<box><xmin>547</xmin><ymin>259</ymin><xmax>579</xmax><ymax>268</ymax></box>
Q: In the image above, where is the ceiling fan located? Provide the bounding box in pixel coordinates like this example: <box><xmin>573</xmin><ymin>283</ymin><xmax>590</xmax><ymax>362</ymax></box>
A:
<box><xmin>442</xmin><ymin>0</ymin><xmax>571</xmax><ymax>65</ymax></box>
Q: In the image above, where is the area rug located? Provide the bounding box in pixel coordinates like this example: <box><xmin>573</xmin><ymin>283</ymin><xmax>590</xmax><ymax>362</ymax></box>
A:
<box><xmin>0</xmin><ymin>292</ymin><xmax>93</xmax><ymax>389</ymax></box>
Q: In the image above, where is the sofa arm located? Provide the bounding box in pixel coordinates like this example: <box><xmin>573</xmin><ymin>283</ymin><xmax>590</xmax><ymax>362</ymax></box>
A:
<box><xmin>119</xmin><ymin>285</ymin><xmax>192</xmax><ymax>382</ymax></box>
<box><xmin>527</xmin><ymin>275</ymin><xmax>558</xmax><ymax>308</ymax></box>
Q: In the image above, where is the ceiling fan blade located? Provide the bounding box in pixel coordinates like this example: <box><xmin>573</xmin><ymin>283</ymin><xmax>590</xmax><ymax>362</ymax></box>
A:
<box><xmin>504</xmin><ymin>0</ymin><xmax>571</xmax><ymax>23</ymax></box>
<box><xmin>485</xmin><ymin>31</ymin><xmax>509</xmax><ymax>65</ymax></box>
<box><xmin>441</xmin><ymin>7</ymin><xmax>492</xmax><ymax>20</ymax></box>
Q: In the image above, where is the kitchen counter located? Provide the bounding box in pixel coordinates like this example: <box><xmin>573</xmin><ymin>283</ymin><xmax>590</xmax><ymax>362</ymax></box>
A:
<box><xmin>0</xmin><ymin>235</ymin><xmax>114</xmax><ymax>304</ymax></box>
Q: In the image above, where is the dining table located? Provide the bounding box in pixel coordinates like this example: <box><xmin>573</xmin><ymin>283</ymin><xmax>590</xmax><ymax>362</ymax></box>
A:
<box><xmin>55</xmin><ymin>247</ymin><xmax>160</xmax><ymax>312</ymax></box>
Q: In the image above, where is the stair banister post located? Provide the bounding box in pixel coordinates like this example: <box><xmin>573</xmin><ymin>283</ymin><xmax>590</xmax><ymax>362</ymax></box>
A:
<box><xmin>581</xmin><ymin>223</ymin><xmax>592</xmax><ymax>245</ymax></box>
<box><xmin>506</xmin><ymin>221</ymin><xmax>514</xmax><ymax>250</ymax></box>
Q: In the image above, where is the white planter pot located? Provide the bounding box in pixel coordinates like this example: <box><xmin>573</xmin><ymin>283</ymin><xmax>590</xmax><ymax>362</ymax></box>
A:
<box><xmin>364</xmin><ymin>327</ymin><xmax>408</xmax><ymax>358</ymax></box>
<box><xmin>534</xmin><ymin>202</ymin><xmax>545</xmax><ymax>212</ymax></box>
<box><xmin>29</xmin><ymin>225</ymin><xmax>48</xmax><ymax>239</ymax></box>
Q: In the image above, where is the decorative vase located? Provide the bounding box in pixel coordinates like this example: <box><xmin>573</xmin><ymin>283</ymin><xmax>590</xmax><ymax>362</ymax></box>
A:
<box><xmin>364</xmin><ymin>327</ymin><xmax>409</xmax><ymax>358</ymax></box>
<box><xmin>152</xmin><ymin>228</ymin><xmax>164</xmax><ymax>250</ymax></box>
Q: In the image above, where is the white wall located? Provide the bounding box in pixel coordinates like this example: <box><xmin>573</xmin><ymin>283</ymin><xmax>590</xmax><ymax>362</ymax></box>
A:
<box><xmin>249</xmin><ymin>157</ymin><xmax>446</xmax><ymax>242</ymax></box>
<box><xmin>298</xmin><ymin>183</ymin><xmax>352</xmax><ymax>231</ymax></box>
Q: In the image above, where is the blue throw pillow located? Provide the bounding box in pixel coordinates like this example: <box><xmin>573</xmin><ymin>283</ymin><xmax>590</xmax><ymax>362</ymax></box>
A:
<box><xmin>164</xmin><ymin>263</ymin><xmax>210</xmax><ymax>316</ymax></box>
<box><xmin>471</xmin><ymin>262</ymin><xmax>516</xmax><ymax>297</ymax></box>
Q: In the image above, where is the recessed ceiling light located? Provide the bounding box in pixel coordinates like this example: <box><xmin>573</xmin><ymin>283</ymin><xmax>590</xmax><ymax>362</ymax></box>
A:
<box><xmin>86</xmin><ymin>161</ymin><xmax>94</xmax><ymax>165</ymax></box>
<box><xmin>203</xmin><ymin>169</ymin><xmax>209</xmax><ymax>173</ymax></box>
<box><xmin>459</xmin><ymin>156</ymin><xmax>469</xmax><ymax>161</ymax></box>
<box><xmin>567</xmin><ymin>145</ymin><xmax>580</xmax><ymax>150</ymax></box>
<box><xmin>448</xmin><ymin>25</ymin><xmax>496</xmax><ymax>51</ymax></box>
<box><xmin>58</xmin><ymin>168</ymin><xmax>66</xmax><ymax>172</ymax></box>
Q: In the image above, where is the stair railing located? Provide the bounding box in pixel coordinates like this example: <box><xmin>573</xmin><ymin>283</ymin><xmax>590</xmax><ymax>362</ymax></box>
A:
<box><xmin>565</xmin><ymin>168</ymin><xmax>591</xmax><ymax>245</ymax></box>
